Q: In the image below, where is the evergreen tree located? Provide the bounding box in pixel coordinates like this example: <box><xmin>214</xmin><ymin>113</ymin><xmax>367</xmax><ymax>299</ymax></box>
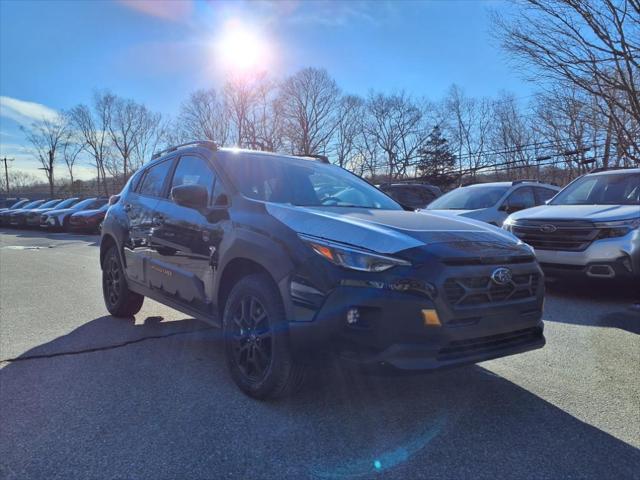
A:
<box><xmin>417</xmin><ymin>126</ymin><xmax>457</xmax><ymax>180</ymax></box>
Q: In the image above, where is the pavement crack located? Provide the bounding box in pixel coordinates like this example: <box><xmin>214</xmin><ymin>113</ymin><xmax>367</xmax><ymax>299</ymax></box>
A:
<box><xmin>0</xmin><ymin>327</ymin><xmax>216</xmax><ymax>363</ymax></box>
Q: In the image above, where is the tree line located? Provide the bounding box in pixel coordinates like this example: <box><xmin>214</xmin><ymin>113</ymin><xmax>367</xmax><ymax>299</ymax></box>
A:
<box><xmin>7</xmin><ymin>0</ymin><xmax>638</xmax><ymax>196</ymax></box>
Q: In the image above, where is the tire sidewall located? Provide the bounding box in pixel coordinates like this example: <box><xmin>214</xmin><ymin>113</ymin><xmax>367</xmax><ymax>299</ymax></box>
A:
<box><xmin>223</xmin><ymin>274</ymin><xmax>294</xmax><ymax>399</ymax></box>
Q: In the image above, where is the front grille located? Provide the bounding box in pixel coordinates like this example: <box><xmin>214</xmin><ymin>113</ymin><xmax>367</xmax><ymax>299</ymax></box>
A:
<box><xmin>511</xmin><ymin>220</ymin><xmax>599</xmax><ymax>251</ymax></box>
<box><xmin>40</xmin><ymin>215</ymin><xmax>48</xmax><ymax>223</ymax></box>
<box><xmin>444</xmin><ymin>273</ymin><xmax>539</xmax><ymax>307</ymax></box>
<box><xmin>437</xmin><ymin>327</ymin><xmax>543</xmax><ymax>361</ymax></box>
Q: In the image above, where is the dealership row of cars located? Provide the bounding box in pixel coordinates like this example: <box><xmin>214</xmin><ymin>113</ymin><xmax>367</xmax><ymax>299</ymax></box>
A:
<box><xmin>0</xmin><ymin>197</ymin><xmax>109</xmax><ymax>232</ymax></box>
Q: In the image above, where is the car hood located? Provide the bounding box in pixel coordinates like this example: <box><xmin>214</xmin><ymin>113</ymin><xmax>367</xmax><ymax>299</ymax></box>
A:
<box><xmin>509</xmin><ymin>204</ymin><xmax>640</xmax><ymax>222</ymax></box>
<box><xmin>424</xmin><ymin>208</ymin><xmax>487</xmax><ymax>218</ymax></box>
<box><xmin>266</xmin><ymin>204</ymin><xmax>524</xmax><ymax>255</ymax></box>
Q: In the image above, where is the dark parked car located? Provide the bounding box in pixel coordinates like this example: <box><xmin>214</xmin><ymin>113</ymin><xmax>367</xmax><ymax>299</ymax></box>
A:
<box><xmin>0</xmin><ymin>198</ymin><xmax>29</xmax><ymax>212</ymax></box>
<box><xmin>3</xmin><ymin>199</ymin><xmax>48</xmax><ymax>227</ymax></box>
<box><xmin>101</xmin><ymin>141</ymin><xmax>545</xmax><ymax>399</ymax></box>
<box><xmin>69</xmin><ymin>203</ymin><xmax>110</xmax><ymax>233</ymax></box>
<box><xmin>378</xmin><ymin>183</ymin><xmax>442</xmax><ymax>210</ymax></box>
<box><xmin>41</xmin><ymin>197</ymin><xmax>108</xmax><ymax>231</ymax></box>
<box><xmin>24</xmin><ymin>198</ymin><xmax>79</xmax><ymax>227</ymax></box>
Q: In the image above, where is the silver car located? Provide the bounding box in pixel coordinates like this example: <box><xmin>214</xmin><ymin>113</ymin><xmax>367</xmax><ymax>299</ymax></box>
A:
<box><xmin>504</xmin><ymin>168</ymin><xmax>640</xmax><ymax>280</ymax></box>
<box><xmin>422</xmin><ymin>180</ymin><xmax>560</xmax><ymax>226</ymax></box>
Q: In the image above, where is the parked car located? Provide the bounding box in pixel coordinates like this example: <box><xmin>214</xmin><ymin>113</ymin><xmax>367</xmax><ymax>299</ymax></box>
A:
<box><xmin>423</xmin><ymin>180</ymin><xmax>560</xmax><ymax>226</ymax></box>
<box><xmin>100</xmin><ymin>141</ymin><xmax>545</xmax><ymax>399</ymax></box>
<box><xmin>4</xmin><ymin>199</ymin><xmax>49</xmax><ymax>227</ymax></box>
<box><xmin>504</xmin><ymin>167</ymin><xmax>640</xmax><ymax>280</ymax></box>
<box><xmin>23</xmin><ymin>198</ymin><xmax>80</xmax><ymax>227</ymax></box>
<box><xmin>0</xmin><ymin>198</ymin><xmax>29</xmax><ymax>212</ymax></box>
<box><xmin>378</xmin><ymin>183</ymin><xmax>442</xmax><ymax>210</ymax></box>
<box><xmin>69</xmin><ymin>203</ymin><xmax>110</xmax><ymax>234</ymax></box>
<box><xmin>41</xmin><ymin>197</ymin><xmax>108</xmax><ymax>231</ymax></box>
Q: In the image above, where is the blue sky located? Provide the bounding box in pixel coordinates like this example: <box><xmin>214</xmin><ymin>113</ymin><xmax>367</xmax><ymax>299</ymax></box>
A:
<box><xmin>0</xmin><ymin>0</ymin><xmax>530</xmax><ymax>180</ymax></box>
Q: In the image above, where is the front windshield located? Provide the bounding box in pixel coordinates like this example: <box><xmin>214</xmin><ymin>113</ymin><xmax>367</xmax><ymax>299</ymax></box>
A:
<box><xmin>427</xmin><ymin>185</ymin><xmax>509</xmax><ymax>210</ymax></box>
<box><xmin>551</xmin><ymin>172</ymin><xmax>640</xmax><ymax>205</ymax></box>
<box><xmin>54</xmin><ymin>198</ymin><xmax>79</xmax><ymax>209</ymax></box>
<box><xmin>9</xmin><ymin>200</ymin><xmax>28</xmax><ymax>209</ymax></box>
<box><xmin>218</xmin><ymin>152</ymin><xmax>402</xmax><ymax>210</ymax></box>
<box><xmin>39</xmin><ymin>199</ymin><xmax>62</xmax><ymax>209</ymax></box>
<box><xmin>70</xmin><ymin>198</ymin><xmax>97</xmax><ymax>210</ymax></box>
<box><xmin>23</xmin><ymin>200</ymin><xmax>45</xmax><ymax>209</ymax></box>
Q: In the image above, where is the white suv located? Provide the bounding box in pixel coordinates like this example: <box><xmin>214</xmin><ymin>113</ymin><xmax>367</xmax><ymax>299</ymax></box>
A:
<box><xmin>504</xmin><ymin>168</ymin><xmax>640</xmax><ymax>280</ymax></box>
<box><xmin>422</xmin><ymin>180</ymin><xmax>560</xmax><ymax>226</ymax></box>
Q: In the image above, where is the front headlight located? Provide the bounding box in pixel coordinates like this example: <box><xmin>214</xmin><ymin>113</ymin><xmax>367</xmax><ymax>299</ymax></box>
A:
<box><xmin>299</xmin><ymin>234</ymin><xmax>411</xmax><ymax>272</ymax></box>
<box><xmin>595</xmin><ymin>218</ymin><xmax>640</xmax><ymax>239</ymax></box>
<box><xmin>502</xmin><ymin>216</ymin><xmax>515</xmax><ymax>231</ymax></box>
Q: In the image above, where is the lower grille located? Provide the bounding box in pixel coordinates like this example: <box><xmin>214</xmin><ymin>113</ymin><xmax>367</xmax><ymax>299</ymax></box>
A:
<box><xmin>444</xmin><ymin>273</ymin><xmax>539</xmax><ymax>307</ymax></box>
<box><xmin>437</xmin><ymin>327</ymin><xmax>543</xmax><ymax>360</ymax></box>
<box><xmin>511</xmin><ymin>220</ymin><xmax>599</xmax><ymax>251</ymax></box>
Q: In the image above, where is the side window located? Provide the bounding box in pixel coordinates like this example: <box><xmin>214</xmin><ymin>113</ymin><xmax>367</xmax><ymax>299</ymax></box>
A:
<box><xmin>504</xmin><ymin>187</ymin><xmax>535</xmax><ymax>209</ymax></box>
<box><xmin>138</xmin><ymin>159</ymin><xmax>174</xmax><ymax>197</ymax></box>
<box><xmin>170</xmin><ymin>155</ymin><xmax>216</xmax><ymax>204</ymax></box>
<box><xmin>535</xmin><ymin>187</ymin><xmax>557</xmax><ymax>205</ymax></box>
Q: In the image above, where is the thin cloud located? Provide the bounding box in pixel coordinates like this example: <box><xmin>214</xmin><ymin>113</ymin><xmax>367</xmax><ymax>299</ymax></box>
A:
<box><xmin>0</xmin><ymin>96</ymin><xmax>60</xmax><ymax>126</ymax></box>
<box><xmin>117</xmin><ymin>0</ymin><xmax>194</xmax><ymax>22</ymax></box>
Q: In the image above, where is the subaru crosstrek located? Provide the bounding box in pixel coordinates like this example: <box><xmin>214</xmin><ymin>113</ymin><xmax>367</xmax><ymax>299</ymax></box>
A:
<box><xmin>504</xmin><ymin>167</ymin><xmax>640</xmax><ymax>280</ymax></box>
<box><xmin>100</xmin><ymin>141</ymin><xmax>545</xmax><ymax>399</ymax></box>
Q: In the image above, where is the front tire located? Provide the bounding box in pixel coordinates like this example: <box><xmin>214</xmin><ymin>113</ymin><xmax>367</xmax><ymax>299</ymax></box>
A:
<box><xmin>102</xmin><ymin>245</ymin><xmax>144</xmax><ymax>317</ymax></box>
<box><xmin>223</xmin><ymin>274</ymin><xmax>305</xmax><ymax>400</ymax></box>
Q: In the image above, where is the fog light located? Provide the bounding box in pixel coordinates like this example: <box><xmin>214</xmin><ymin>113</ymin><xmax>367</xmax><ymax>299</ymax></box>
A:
<box><xmin>346</xmin><ymin>307</ymin><xmax>360</xmax><ymax>325</ymax></box>
<box><xmin>421</xmin><ymin>309</ymin><xmax>441</xmax><ymax>327</ymax></box>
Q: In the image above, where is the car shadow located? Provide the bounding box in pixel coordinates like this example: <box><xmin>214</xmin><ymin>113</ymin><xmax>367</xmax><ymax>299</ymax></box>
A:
<box><xmin>0</xmin><ymin>227</ymin><xmax>100</xmax><ymax>246</ymax></box>
<box><xmin>544</xmin><ymin>278</ymin><xmax>640</xmax><ymax>335</ymax></box>
<box><xmin>1</xmin><ymin>315</ymin><xmax>638</xmax><ymax>479</ymax></box>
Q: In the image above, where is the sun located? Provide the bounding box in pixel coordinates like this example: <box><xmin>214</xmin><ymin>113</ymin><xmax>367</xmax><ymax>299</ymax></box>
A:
<box><xmin>215</xmin><ymin>20</ymin><xmax>271</xmax><ymax>72</ymax></box>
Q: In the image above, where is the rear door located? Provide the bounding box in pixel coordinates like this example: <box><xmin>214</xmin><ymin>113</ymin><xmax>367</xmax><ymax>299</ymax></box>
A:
<box><xmin>146</xmin><ymin>153</ymin><xmax>228</xmax><ymax>313</ymax></box>
<box><xmin>122</xmin><ymin>158</ymin><xmax>175</xmax><ymax>286</ymax></box>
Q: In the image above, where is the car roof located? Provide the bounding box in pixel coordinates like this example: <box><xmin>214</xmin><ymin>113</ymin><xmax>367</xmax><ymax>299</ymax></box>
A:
<box><xmin>587</xmin><ymin>167</ymin><xmax>640</xmax><ymax>176</ymax></box>
<box><xmin>465</xmin><ymin>181</ymin><xmax>558</xmax><ymax>188</ymax></box>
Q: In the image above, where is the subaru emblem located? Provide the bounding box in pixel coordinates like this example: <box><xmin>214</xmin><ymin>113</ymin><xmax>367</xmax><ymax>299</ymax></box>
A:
<box><xmin>491</xmin><ymin>267</ymin><xmax>513</xmax><ymax>285</ymax></box>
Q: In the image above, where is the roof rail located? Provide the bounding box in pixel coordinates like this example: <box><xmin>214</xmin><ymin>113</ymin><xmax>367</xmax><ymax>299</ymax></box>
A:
<box><xmin>292</xmin><ymin>153</ymin><xmax>330</xmax><ymax>164</ymax></box>
<box><xmin>512</xmin><ymin>179</ymin><xmax>541</xmax><ymax>185</ymax></box>
<box><xmin>151</xmin><ymin>141</ymin><xmax>218</xmax><ymax>160</ymax></box>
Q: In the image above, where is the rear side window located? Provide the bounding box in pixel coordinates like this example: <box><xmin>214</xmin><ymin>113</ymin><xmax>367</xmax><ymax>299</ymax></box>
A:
<box><xmin>170</xmin><ymin>155</ymin><xmax>217</xmax><ymax>204</ymax></box>
<box><xmin>138</xmin><ymin>159</ymin><xmax>173</xmax><ymax>197</ymax></box>
<box><xmin>535</xmin><ymin>187</ymin><xmax>557</xmax><ymax>204</ymax></box>
<box><xmin>504</xmin><ymin>187</ymin><xmax>535</xmax><ymax>209</ymax></box>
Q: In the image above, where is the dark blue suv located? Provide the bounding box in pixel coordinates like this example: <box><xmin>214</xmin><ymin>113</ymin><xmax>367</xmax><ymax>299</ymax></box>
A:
<box><xmin>100</xmin><ymin>141</ymin><xmax>545</xmax><ymax>399</ymax></box>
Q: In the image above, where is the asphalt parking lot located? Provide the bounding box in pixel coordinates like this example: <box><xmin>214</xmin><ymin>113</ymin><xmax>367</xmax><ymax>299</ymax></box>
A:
<box><xmin>0</xmin><ymin>229</ymin><xmax>639</xmax><ymax>480</ymax></box>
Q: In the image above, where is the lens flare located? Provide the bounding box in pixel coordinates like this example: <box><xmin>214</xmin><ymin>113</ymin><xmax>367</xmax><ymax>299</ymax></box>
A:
<box><xmin>215</xmin><ymin>20</ymin><xmax>271</xmax><ymax>72</ymax></box>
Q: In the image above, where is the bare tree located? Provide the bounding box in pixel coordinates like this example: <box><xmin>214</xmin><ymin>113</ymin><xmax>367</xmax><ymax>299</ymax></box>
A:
<box><xmin>62</xmin><ymin>128</ymin><xmax>84</xmax><ymax>194</ymax></box>
<box><xmin>22</xmin><ymin>116</ymin><xmax>67</xmax><ymax>196</ymax></box>
<box><xmin>177</xmin><ymin>89</ymin><xmax>229</xmax><ymax>145</ymax></box>
<box><xmin>493</xmin><ymin>0</ymin><xmax>640</xmax><ymax>160</ymax></box>
<box><xmin>333</xmin><ymin>95</ymin><xmax>365</xmax><ymax>168</ymax></box>
<box><xmin>280</xmin><ymin>67</ymin><xmax>340</xmax><ymax>155</ymax></box>
<box><xmin>108</xmin><ymin>97</ymin><xmax>142</xmax><ymax>180</ymax></box>
<box><xmin>133</xmin><ymin>111</ymin><xmax>166</xmax><ymax>169</ymax></box>
<box><xmin>70</xmin><ymin>92</ymin><xmax>113</xmax><ymax>195</ymax></box>
<box><xmin>364</xmin><ymin>91</ymin><xmax>428</xmax><ymax>179</ymax></box>
<box><xmin>243</xmin><ymin>77</ymin><xmax>284</xmax><ymax>152</ymax></box>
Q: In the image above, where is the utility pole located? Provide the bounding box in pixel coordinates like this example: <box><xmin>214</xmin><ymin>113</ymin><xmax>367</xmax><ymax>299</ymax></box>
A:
<box><xmin>1</xmin><ymin>157</ymin><xmax>14</xmax><ymax>193</ymax></box>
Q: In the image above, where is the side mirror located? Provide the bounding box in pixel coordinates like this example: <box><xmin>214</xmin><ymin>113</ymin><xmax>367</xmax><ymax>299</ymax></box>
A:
<box><xmin>501</xmin><ymin>202</ymin><xmax>526</xmax><ymax>214</ymax></box>
<box><xmin>213</xmin><ymin>193</ymin><xmax>229</xmax><ymax>207</ymax></box>
<box><xmin>171</xmin><ymin>184</ymin><xmax>208</xmax><ymax>210</ymax></box>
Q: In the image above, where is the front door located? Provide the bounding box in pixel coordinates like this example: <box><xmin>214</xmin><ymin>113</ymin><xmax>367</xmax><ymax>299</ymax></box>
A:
<box><xmin>146</xmin><ymin>154</ymin><xmax>228</xmax><ymax>313</ymax></box>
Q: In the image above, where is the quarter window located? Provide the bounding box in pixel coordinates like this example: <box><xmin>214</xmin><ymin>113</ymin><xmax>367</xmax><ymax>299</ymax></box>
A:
<box><xmin>138</xmin><ymin>159</ymin><xmax>173</xmax><ymax>197</ymax></box>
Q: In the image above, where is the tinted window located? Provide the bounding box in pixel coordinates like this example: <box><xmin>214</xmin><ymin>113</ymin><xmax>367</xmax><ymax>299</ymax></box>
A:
<box><xmin>535</xmin><ymin>187</ymin><xmax>557</xmax><ymax>204</ymax></box>
<box><xmin>384</xmin><ymin>186</ymin><xmax>433</xmax><ymax>209</ymax></box>
<box><xmin>71</xmin><ymin>198</ymin><xmax>98</xmax><ymax>210</ymax></box>
<box><xmin>139</xmin><ymin>159</ymin><xmax>173</xmax><ymax>197</ymax></box>
<box><xmin>170</xmin><ymin>155</ymin><xmax>216</xmax><ymax>203</ymax></box>
<box><xmin>54</xmin><ymin>198</ymin><xmax>80</xmax><ymax>209</ymax></box>
<box><xmin>504</xmin><ymin>187</ymin><xmax>535</xmax><ymax>209</ymax></box>
<box><xmin>38</xmin><ymin>199</ymin><xmax>62</xmax><ymax>209</ymax></box>
<box><xmin>551</xmin><ymin>173</ymin><xmax>640</xmax><ymax>205</ymax></box>
<box><xmin>218</xmin><ymin>153</ymin><xmax>400</xmax><ymax>210</ymax></box>
<box><xmin>428</xmin><ymin>185</ymin><xmax>509</xmax><ymax>210</ymax></box>
<box><xmin>9</xmin><ymin>199</ymin><xmax>28</xmax><ymax>209</ymax></box>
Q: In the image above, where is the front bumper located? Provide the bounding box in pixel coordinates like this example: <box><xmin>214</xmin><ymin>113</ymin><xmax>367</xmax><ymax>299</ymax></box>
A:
<box><xmin>535</xmin><ymin>230</ymin><xmax>640</xmax><ymax>279</ymax></box>
<box><xmin>286</xmin><ymin>261</ymin><xmax>545</xmax><ymax>371</ymax></box>
<box><xmin>25</xmin><ymin>215</ymin><xmax>42</xmax><ymax>227</ymax></box>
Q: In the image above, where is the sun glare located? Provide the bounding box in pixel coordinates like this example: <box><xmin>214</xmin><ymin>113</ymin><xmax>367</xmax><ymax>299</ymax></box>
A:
<box><xmin>215</xmin><ymin>20</ymin><xmax>271</xmax><ymax>72</ymax></box>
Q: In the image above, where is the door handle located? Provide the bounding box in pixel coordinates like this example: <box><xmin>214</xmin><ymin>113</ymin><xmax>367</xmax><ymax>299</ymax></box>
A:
<box><xmin>152</xmin><ymin>216</ymin><xmax>165</xmax><ymax>227</ymax></box>
<box><xmin>123</xmin><ymin>203</ymin><xmax>132</xmax><ymax>213</ymax></box>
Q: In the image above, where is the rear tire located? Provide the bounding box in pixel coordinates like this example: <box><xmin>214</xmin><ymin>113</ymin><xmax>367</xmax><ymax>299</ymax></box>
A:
<box><xmin>223</xmin><ymin>273</ymin><xmax>306</xmax><ymax>400</ymax></box>
<box><xmin>102</xmin><ymin>245</ymin><xmax>144</xmax><ymax>317</ymax></box>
